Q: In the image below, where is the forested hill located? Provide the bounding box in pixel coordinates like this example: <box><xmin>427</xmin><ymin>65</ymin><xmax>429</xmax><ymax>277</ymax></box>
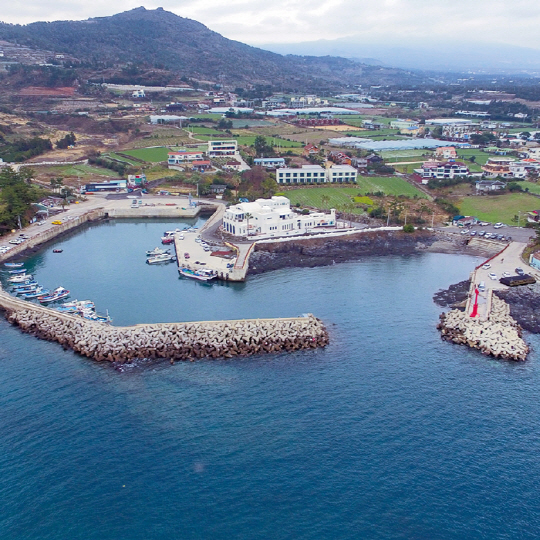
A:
<box><xmin>0</xmin><ymin>7</ymin><xmax>423</xmax><ymax>89</ymax></box>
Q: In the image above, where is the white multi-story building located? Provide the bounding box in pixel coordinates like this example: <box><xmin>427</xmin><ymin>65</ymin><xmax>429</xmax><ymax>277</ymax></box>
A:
<box><xmin>414</xmin><ymin>161</ymin><xmax>470</xmax><ymax>184</ymax></box>
<box><xmin>276</xmin><ymin>164</ymin><xmax>357</xmax><ymax>185</ymax></box>
<box><xmin>222</xmin><ymin>196</ymin><xmax>336</xmax><ymax>237</ymax></box>
<box><xmin>168</xmin><ymin>150</ymin><xmax>205</xmax><ymax>164</ymax></box>
<box><xmin>208</xmin><ymin>140</ymin><xmax>238</xmax><ymax>156</ymax></box>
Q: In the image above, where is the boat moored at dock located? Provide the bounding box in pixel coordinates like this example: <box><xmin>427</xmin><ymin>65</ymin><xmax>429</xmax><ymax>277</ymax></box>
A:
<box><xmin>146</xmin><ymin>247</ymin><xmax>171</xmax><ymax>257</ymax></box>
<box><xmin>178</xmin><ymin>267</ymin><xmax>217</xmax><ymax>281</ymax></box>
<box><xmin>8</xmin><ymin>274</ymin><xmax>33</xmax><ymax>283</ymax></box>
<box><xmin>147</xmin><ymin>253</ymin><xmax>177</xmax><ymax>264</ymax></box>
<box><xmin>39</xmin><ymin>287</ymin><xmax>70</xmax><ymax>304</ymax></box>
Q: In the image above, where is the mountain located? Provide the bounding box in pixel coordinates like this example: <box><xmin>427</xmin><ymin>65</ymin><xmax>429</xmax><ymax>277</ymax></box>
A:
<box><xmin>260</xmin><ymin>38</ymin><xmax>540</xmax><ymax>74</ymax></box>
<box><xmin>0</xmin><ymin>7</ymin><xmax>425</xmax><ymax>90</ymax></box>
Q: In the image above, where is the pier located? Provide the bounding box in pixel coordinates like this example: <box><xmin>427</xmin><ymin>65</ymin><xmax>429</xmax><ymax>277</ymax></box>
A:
<box><xmin>0</xmin><ymin>283</ymin><xmax>329</xmax><ymax>362</ymax></box>
<box><xmin>438</xmin><ymin>241</ymin><xmax>533</xmax><ymax>361</ymax></box>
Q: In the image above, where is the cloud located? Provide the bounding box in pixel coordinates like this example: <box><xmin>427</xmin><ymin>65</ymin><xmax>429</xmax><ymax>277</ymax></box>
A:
<box><xmin>1</xmin><ymin>0</ymin><xmax>540</xmax><ymax>49</ymax></box>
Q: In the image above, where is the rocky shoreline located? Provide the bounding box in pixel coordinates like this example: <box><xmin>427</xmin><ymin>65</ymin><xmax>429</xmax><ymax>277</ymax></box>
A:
<box><xmin>434</xmin><ymin>280</ymin><xmax>540</xmax><ymax>335</ymax></box>
<box><xmin>248</xmin><ymin>230</ymin><xmax>498</xmax><ymax>275</ymax></box>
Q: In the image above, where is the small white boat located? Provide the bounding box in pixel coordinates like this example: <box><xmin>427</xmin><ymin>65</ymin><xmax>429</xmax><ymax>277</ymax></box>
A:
<box><xmin>8</xmin><ymin>274</ymin><xmax>33</xmax><ymax>282</ymax></box>
<box><xmin>178</xmin><ymin>267</ymin><xmax>216</xmax><ymax>281</ymax></box>
<box><xmin>147</xmin><ymin>253</ymin><xmax>176</xmax><ymax>264</ymax></box>
<box><xmin>4</xmin><ymin>262</ymin><xmax>24</xmax><ymax>268</ymax></box>
<box><xmin>146</xmin><ymin>247</ymin><xmax>171</xmax><ymax>257</ymax></box>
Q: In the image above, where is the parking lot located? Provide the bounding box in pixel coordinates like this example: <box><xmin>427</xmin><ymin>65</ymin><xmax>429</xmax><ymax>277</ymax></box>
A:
<box><xmin>442</xmin><ymin>222</ymin><xmax>535</xmax><ymax>244</ymax></box>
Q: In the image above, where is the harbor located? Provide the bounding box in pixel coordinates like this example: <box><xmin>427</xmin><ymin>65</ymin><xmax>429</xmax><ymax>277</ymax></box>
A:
<box><xmin>0</xmin><ymin>217</ymin><xmax>329</xmax><ymax>362</ymax></box>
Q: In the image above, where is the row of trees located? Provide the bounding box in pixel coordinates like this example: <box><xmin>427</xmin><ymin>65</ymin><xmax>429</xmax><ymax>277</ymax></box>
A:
<box><xmin>0</xmin><ymin>168</ymin><xmax>43</xmax><ymax>232</ymax></box>
<box><xmin>0</xmin><ymin>137</ymin><xmax>52</xmax><ymax>163</ymax></box>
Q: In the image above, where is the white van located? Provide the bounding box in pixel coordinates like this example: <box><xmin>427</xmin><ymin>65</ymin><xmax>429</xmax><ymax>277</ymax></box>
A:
<box><xmin>478</xmin><ymin>281</ymin><xmax>486</xmax><ymax>292</ymax></box>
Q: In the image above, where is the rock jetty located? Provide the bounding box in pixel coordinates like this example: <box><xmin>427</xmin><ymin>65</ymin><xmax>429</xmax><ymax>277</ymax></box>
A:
<box><xmin>0</xmin><ymin>290</ymin><xmax>328</xmax><ymax>362</ymax></box>
<box><xmin>437</xmin><ymin>296</ymin><xmax>528</xmax><ymax>361</ymax></box>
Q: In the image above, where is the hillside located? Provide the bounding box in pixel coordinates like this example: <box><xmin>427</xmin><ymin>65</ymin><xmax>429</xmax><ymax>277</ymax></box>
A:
<box><xmin>0</xmin><ymin>7</ymin><xmax>424</xmax><ymax>89</ymax></box>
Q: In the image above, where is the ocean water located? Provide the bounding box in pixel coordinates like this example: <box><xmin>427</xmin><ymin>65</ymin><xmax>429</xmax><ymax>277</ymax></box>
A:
<box><xmin>1</xmin><ymin>219</ymin><xmax>540</xmax><ymax>539</ymax></box>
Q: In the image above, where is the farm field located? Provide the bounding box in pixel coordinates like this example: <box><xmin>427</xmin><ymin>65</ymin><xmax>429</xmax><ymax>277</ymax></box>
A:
<box><xmin>38</xmin><ymin>163</ymin><xmax>119</xmax><ymax>178</ymax></box>
<box><xmin>517</xmin><ymin>181</ymin><xmax>540</xmax><ymax>195</ymax></box>
<box><xmin>459</xmin><ymin>193</ymin><xmax>540</xmax><ymax>225</ymax></box>
<box><xmin>122</xmin><ymin>147</ymin><xmax>170</xmax><ymax>162</ymax></box>
<box><xmin>106</xmin><ymin>153</ymin><xmax>140</xmax><ymax>166</ymax></box>
<box><xmin>382</xmin><ymin>149</ymin><xmax>433</xmax><ymax>161</ymax></box>
<box><xmin>456</xmin><ymin>149</ymin><xmax>492</xmax><ymax>165</ymax></box>
<box><xmin>286</xmin><ymin>177</ymin><xmax>427</xmax><ymax>209</ymax></box>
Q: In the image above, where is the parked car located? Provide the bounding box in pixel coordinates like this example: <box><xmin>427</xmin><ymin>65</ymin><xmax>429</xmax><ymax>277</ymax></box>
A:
<box><xmin>503</xmin><ymin>272</ymin><xmax>511</xmax><ymax>278</ymax></box>
<box><xmin>482</xmin><ymin>263</ymin><xmax>491</xmax><ymax>270</ymax></box>
<box><xmin>51</xmin><ymin>220</ymin><xmax>62</xmax><ymax>225</ymax></box>
<box><xmin>8</xmin><ymin>239</ymin><xmax>22</xmax><ymax>245</ymax></box>
<box><xmin>489</xmin><ymin>272</ymin><xmax>498</xmax><ymax>280</ymax></box>
<box><xmin>478</xmin><ymin>231</ymin><xmax>486</xmax><ymax>236</ymax></box>
<box><xmin>516</xmin><ymin>267</ymin><xmax>525</xmax><ymax>276</ymax></box>
<box><xmin>470</xmin><ymin>231</ymin><xmax>477</xmax><ymax>236</ymax></box>
<box><xmin>494</xmin><ymin>222</ymin><xmax>504</xmax><ymax>229</ymax></box>
<box><xmin>184</xmin><ymin>252</ymin><xmax>190</xmax><ymax>259</ymax></box>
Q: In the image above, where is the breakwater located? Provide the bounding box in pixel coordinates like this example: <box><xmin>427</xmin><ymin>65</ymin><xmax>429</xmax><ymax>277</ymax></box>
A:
<box><xmin>0</xmin><ymin>287</ymin><xmax>328</xmax><ymax>362</ymax></box>
<box><xmin>437</xmin><ymin>295</ymin><xmax>528</xmax><ymax>361</ymax></box>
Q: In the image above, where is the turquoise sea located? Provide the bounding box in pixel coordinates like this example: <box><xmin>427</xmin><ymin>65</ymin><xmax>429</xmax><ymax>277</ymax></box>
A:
<box><xmin>1</xmin><ymin>219</ymin><xmax>540</xmax><ymax>539</ymax></box>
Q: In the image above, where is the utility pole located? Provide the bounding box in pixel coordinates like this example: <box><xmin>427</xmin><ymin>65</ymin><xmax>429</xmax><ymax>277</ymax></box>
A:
<box><xmin>431</xmin><ymin>211</ymin><xmax>435</xmax><ymax>228</ymax></box>
<box><xmin>387</xmin><ymin>209</ymin><xmax>391</xmax><ymax>227</ymax></box>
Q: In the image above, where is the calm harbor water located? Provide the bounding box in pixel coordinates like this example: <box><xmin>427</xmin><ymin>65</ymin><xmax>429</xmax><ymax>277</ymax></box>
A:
<box><xmin>1</xmin><ymin>219</ymin><xmax>540</xmax><ymax>539</ymax></box>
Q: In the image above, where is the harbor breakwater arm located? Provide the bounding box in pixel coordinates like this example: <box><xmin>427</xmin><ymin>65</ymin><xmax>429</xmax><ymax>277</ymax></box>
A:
<box><xmin>437</xmin><ymin>295</ymin><xmax>528</xmax><ymax>361</ymax></box>
<box><xmin>0</xmin><ymin>287</ymin><xmax>329</xmax><ymax>363</ymax></box>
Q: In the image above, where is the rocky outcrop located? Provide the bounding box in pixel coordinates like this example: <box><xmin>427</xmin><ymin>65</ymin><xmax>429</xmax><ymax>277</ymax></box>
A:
<box><xmin>249</xmin><ymin>230</ymin><xmax>439</xmax><ymax>274</ymax></box>
<box><xmin>0</xmin><ymin>292</ymin><xmax>328</xmax><ymax>363</ymax></box>
<box><xmin>433</xmin><ymin>280</ymin><xmax>471</xmax><ymax>308</ymax></box>
<box><xmin>495</xmin><ymin>284</ymin><xmax>540</xmax><ymax>334</ymax></box>
<box><xmin>437</xmin><ymin>296</ymin><xmax>528</xmax><ymax>361</ymax></box>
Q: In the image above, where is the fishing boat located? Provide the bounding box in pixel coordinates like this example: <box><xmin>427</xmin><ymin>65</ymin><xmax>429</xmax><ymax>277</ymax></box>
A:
<box><xmin>146</xmin><ymin>247</ymin><xmax>171</xmax><ymax>257</ymax></box>
<box><xmin>22</xmin><ymin>288</ymin><xmax>50</xmax><ymax>299</ymax></box>
<box><xmin>161</xmin><ymin>236</ymin><xmax>174</xmax><ymax>245</ymax></box>
<box><xmin>79</xmin><ymin>308</ymin><xmax>112</xmax><ymax>323</ymax></box>
<box><xmin>8</xmin><ymin>274</ymin><xmax>33</xmax><ymax>283</ymax></box>
<box><xmin>7</xmin><ymin>268</ymin><xmax>27</xmax><ymax>274</ymax></box>
<box><xmin>53</xmin><ymin>249</ymin><xmax>63</xmax><ymax>253</ymax></box>
<box><xmin>39</xmin><ymin>287</ymin><xmax>70</xmax><ymax>304</ymax></box>
<box><xmin>11</xmin><ymin>281</ymin><xmax>38</xmax><ymax>291</ymax></box>
<box><xmin>15</xmin><ymin>284</ymin><xmax>39</xmax><ymax>294</ymax></box>
<box><xmin>178</xmin><ymin>267</ymin><xmax>217</xmax><ymax>282</ymax></box>
<box><xmin>59</xmin><ymin>300</ymin><xmax>96</xmax><ymax>311</ymax></box>
<box><xmin>147</xmin><ymin>253</ymin><xmax>176</xmax><ymax>264</ymax></box>
<box><xmin>4</xmin><ymin>262</ymin><xmax>24</xmax><ymax>268</ymax></box>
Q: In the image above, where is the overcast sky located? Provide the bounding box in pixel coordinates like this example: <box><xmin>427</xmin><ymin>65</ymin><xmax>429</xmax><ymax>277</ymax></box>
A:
<box><xmin>2</xmin><ymin>0</ymin><xmax>540</xmax><ymax>49</ymax></box>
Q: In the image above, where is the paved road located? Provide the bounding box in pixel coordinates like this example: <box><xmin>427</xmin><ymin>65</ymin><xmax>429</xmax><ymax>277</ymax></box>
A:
<box><xmin>442</xmin><ymin>224</ymin><xmax>534</xmax><ymax>243</ymax></box>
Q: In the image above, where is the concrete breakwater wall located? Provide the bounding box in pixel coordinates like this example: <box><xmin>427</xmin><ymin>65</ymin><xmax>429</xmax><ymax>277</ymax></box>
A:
<box><xmin>0</xmin><ymin>289</ymin><xmax>328</xmax><ymax>362</ymax></box>
<box><xmin>0</xmin><ymin>208</ymin><xmax>107</xmax><ymax>263</ymax></box>
<box><xmin>437</xmin><ymin>296</ymin><xmax>528</xmax><ymax>361</ymax></box>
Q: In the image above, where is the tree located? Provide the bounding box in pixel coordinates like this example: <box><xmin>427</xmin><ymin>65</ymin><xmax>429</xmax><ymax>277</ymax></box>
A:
<box><xmin>56</xmin><ymin>132</ymin><xmax>76</xmax><ymax>149</ymax></box>
<box><xmin>403</xmin><ymin>224</ymin><xmax>415</xmax><ymax>233</ymax></box>
<box><xmin>244</xmin><ymin>212</ymin><xmax>253</xmax><ymax>236</ymax></box>
<box><xmin>321</xmin><ymin>194</ymin><xmax>330</xmax><ymax>210</ymax></box>
<box><xmin>469</xmin><ymin>155</ymin><xmax>476</xmax><ymax>163</ymax></box>
<box><xmin>0</xmin><ymin>167</ymin><xmax>41</xmax><ymax>230</ymax></box>
<box><xmin>253</xmin><ymin>136</ymin><xmax>273</xmax><ymax>157</ymax></box>
<box><xmin>50</xmin><ymin>177</ymin><xmax>64</xmax><ymax>192</ymax></box>
<box><xmin>60</xmin><ymin>186</ymin><xmax>73</xmax><ymax>209</ymax></box>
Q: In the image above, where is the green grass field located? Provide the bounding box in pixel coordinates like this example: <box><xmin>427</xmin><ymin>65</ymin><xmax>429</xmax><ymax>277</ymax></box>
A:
<box><xmin>459</xmin><ymin>193</ymin><xmax>540</xmax><ymax>224</ymax></box>
<box><xmin>122</xmin><ymin>147</ymin><xmax>170</xmax><ymax>162</ymax></box>
<box><xmin>39</xmin><ymin>164</ymin><xmax>119</xmax><ymax>178</ymax></box>
<box><xmin>382</xmin><ymin>149</ymin><xmax>432</xmax><ymax>161</ymax></box>
<box><xmin>286</xmin><ymin>177</ymin><xmax>426</xmax><ymax>209</ymax></box>
<box><xmin>106</xmin><ymin>153</ymin><xmax>140</xmax><ymax>166</ymax></box>
<box><xmin>516</xmin><ymin>181</ymin><xmax>540</xmax><ymax>195</ymax></box>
